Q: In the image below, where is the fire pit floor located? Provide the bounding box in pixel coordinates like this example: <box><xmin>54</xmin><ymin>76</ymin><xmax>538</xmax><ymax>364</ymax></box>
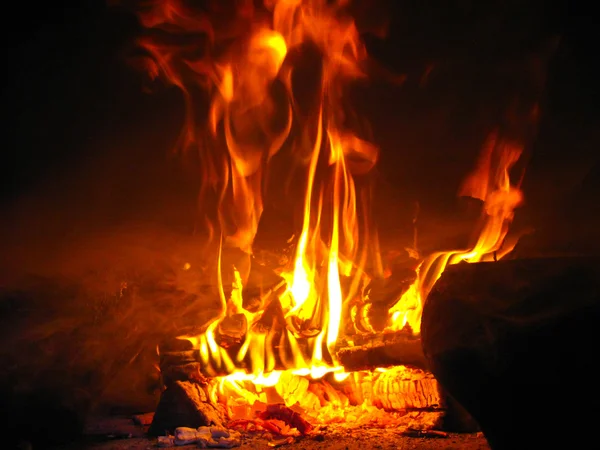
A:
<box><xmin>59</xmin><ymin>416</ymin><xmax>490</xmax><ymax>450</ymax></box>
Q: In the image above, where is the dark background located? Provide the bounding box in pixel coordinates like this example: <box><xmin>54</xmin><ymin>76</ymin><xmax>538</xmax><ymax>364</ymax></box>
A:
<box><xmin>0</xmin><ymin>0</ymin><xmax>599</xmax><ymax>446</ymax></box>
<box><xmin>1</xmin><ymin>0</ymin><xmax>598</xmax><ymax>252</ymax></box>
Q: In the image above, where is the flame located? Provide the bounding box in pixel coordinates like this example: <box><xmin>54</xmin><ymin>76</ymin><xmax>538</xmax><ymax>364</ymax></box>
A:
<box><xmin>128</xmin><ymin>0</ymin><xmax>528</xmax><ymax>420</ymax></box>
<box><xmin>134</xmin><ymin>0</ymin><xmax>378</xmax><ymax>383</ymax></box>
<box><xmin>387</xmin><ymin>131</ymin><xmax>525</xmax><ymax>332</ymax></box>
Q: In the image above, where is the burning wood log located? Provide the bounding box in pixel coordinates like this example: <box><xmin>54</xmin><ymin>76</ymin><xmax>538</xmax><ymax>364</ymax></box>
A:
<box><xmin>154</xmin><ymin>368</ymin><xmax>479</xmax><ymax>435</ymax></box>
<box><xmin>341</xmin><ymin>366</ymin><xmax>441</xmax><ymax>411</ymax></box>
<box><xmin>350</xmin><ymin>252</ymin><xmax>418</xmax><ymax>333</ymax></box>
<box><xmin>159</xmin><ymin>350</ymin><xmax>196</xmax><ymax>367</ymax></box>
<box><xmin>156</xmin><ymin>334</ymin><xmax>478</xmax><ymax>433</ymax></box>
<box><xmin>421</xmin><ymin>257</ymin><xmax>600</xmax><ymax>449</ymax></box>
<box><xmin>372</xmin><ymin>366</ymin><xmax>441</xmax><ymax>411</ymax></box>
<box><xmin>336</xmin><ymin>331</ymin><xmax>428</xmax><ymax>371</ymax></box>
<box><xmin>154</xmin><ymin>313</ymin><xmax>480</xmax><ymax>433</ymax></box>
<box><xmin>340</xmin><ymin>366</ymin><xmax>478</xmax><ymax>432</ymax></box>
<box><xmin>158</xmin><ymin>330</ymin><xmax>428</xmax><ymax>380</ymax></box>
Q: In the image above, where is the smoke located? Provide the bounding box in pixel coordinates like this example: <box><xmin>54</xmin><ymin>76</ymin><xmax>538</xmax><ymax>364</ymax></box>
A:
<box><xmin>0</xmin><ymin>223</ymin><xmax>223</xmax><ymax>444</ymax></box>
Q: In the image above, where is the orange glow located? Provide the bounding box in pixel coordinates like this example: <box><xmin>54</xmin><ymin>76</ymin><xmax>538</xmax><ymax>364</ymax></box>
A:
<box><xmin>132</xmin><ymin>0</ymin><xmax>527</xmax><ymax>420</ymax></box>
<box><xmin>136</xmin><ymin>0</ymin><xmax>376</xmax><ymax>386</ymax></box>
<box><xmin>387</xmin><ymin>131</ymin><xmax>525</xmax><ymax>332</ymax></box>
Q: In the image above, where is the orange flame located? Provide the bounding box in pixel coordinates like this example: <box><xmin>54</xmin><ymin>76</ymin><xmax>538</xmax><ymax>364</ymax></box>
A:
<box><xmin>387</xmin><ymin>131</ymin><xmax>525</xmax><ymax>332</ymax></box>
<box><xmin>129</xmin><ymin>0</ymin><xmax>527</xmax><ymax>417</ymax></box>
<box><xmin>134</xmin><ymin>0</ymin><xmax>379</xmax><ymax>382</ymax></box>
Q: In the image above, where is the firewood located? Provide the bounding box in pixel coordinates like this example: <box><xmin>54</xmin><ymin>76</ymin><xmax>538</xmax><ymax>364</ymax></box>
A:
<box><xmin>340</xmin><ymin>366</ymin><xmax>441</xmax><ymax>411</ymax></box>
<box><xmin>159</xmin><ymin>350</ymin><xmax>197</xmax><ymax>368</ymax></box>
<box><xmin>336</xmin><ymin>331</ymin><xmax>428</xmax><ymax>371</ymax></box>
<box><xmin>339</xmin><ymin>366</ymin><xmax>478</xmax><ymax>432</ymax></box>
<box><xmin>371</xmin><ymin>366</ymin><xmax>442</xmax><ymax>411</ymax></box>
<box><xmin>159</xmin><ymin>331</ymin><xmax>425</xmax><ymax>379</ymax></box>
<box><xmin>161</xmin><ymin>362</ymin><xmax>204</xmax><ymax>385</ymax></box>
<box><xmin>159</xmin><ymin>344</ymin><xmax>279</xmax><ymax>378</ymax></box>
<box><xmin>159</xmin><ymin>322</ymin><xmax>329</xmax><ymax>378</ymax></box>
<box><xmin>421</xmin><ymin>256</ymin><xmax>600</xmax><ymax>449</ymax></box>
<box><xmin>148</xmin><ymin>380</ymin><xmax>227</xmax><ymax>436</ymax></box>
<box><xmin>366</xmin><ymin>268</ymin><xmax>417</xmax><ymax>309</ymax></box>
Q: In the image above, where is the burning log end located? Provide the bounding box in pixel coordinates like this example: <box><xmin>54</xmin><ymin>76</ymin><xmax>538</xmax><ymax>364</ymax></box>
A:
<box><xmin>372</xmin><ymin>366</ymin><xmax>441</xmax><ymax>411</ymax></box>
<box><xmin>338</xmin><ymin>365</ymin><xmax>477</xmax><ymax>432</ymax></box>
<box><xmin>366</xmin><ymin>269</ymin><xmax>417</xmax><ymax>306</ymax></box>
<box><xmin>336</xmin><ymin>331</ymin><xmax>428</xmax><ymax>371</ymax></box>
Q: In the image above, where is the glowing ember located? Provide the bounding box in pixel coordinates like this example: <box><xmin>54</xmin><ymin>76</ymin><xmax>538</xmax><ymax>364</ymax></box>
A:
<box><xmin>131</xmin><ymin>0</ymin><xmax>526</xmax><ymax>423</ymax></box>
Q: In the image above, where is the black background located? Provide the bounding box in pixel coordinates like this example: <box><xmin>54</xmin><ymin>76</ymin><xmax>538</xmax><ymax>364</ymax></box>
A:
<box><xmin>1</xmin><ymin>0</ymin><xmax>599</xmax><ymax>249</ymax></box>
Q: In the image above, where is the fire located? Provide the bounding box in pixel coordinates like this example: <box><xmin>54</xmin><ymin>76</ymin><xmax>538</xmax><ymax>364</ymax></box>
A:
<box><xmin>128</xmin><ymin>0</ymin><xmax>527</xmax><ymax>420</ymax></box>
<box><xmin>139</xmin><ymin>0</ymin><xmax>379</xmax><ymax>379</ymax></box>
<box><xmin>386</xmin><ymin>132</ymin><xmax>525</xmax><ymax>332</ymax></box>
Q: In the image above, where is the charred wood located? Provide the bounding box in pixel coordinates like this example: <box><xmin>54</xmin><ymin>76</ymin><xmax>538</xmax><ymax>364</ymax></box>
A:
<box><xmin>422</xmin><ymin>257</ymin><xmax>600</xmax><ymax>449</ymax></box>
<box><xmin>148</xmin><ymin>380</ymin><xmax>227</xmax><ymax>437</ymax></box>
<box><xmin>372</xmin><ymin>366</ymin><xmax>441</xmax><ymax>411</ymax></box>
<box><xmin>161</xmin><ymin>362</ymin><xmax>204</xmax><ymax>386</ymax></box>
<box><xmin>242</xmin><ymin>259</ymin><xmax>286</xmax><ymax>312</ymax></box>
<box><xmin>158</xmin><ymin>332</ymin><xmax>425</xmax><ymax>379</ymax></box>
<box><xmin>341</xmin><ymin>366</ymin><xmax>442</xmax><ymax>411</ymax></box>
<box><xmin>366</xmin><ymin>269</ymin><xmax>417</xmax><ymax>309</ymax></box>
<box><xmin>159</xmin><ymin>350</ymin><xmax>197</xmax><ymax>368</ymax></box>
<box><xmin>342</xmin><ymin>366</ymin><xmax>478</xmax><ymax>432</ymax></box>
<box><xmin>336</xmin><ymin>331</ymin><xmax>428</xmax><ymax>371</ymax></box>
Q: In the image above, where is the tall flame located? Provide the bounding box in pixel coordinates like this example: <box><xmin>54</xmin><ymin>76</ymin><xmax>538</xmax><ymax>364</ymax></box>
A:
<box><xmin>133</xmin><ymin>0</ymin><xmax>380</xmax><ymax>381</ymax></box>
<box><xmin>127</xmin><ymin>0</ymin><xmax>527</xmax><ymax>412</ymax></box>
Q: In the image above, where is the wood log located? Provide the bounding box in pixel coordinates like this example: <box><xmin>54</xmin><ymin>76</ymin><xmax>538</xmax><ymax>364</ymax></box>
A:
<box><xmin>157</xmin><ymin>334</ymin><xmax>428</xmax><ymax>379</ymax></box>
<box><xmin>421</xmin><ymin>257</ymin><xmax>600</xmax><ymax>449</ymax></box>
<box><xmin>372</xmin><ymin>366</ymin><xmax>441</xmax><ymax>410</ymax></box>
<box><xmin>155</xmin><ymin>357</ymin><xmax>478</xmax><ymax>433</ymax></box>
<box><xmin>148</xmin><ymin>380</ymin><xmax>227</xmax><ymax>436</ymax></box>
<box><xmin>159</xmin><ymin>343</ymin><xmax>288</xmax><ymax>378</ymax></box>
<box><xmin>363</xmin><ymin>264</ymin><xmax>417</xmax><ymax>331</ymax></box>
<box><xmin>159</xmin><ymin>350</ymin><xmax>196</xmax><ymax>367</ymax></box>
<box><xmin>343</xmin><ymin>366</ymin><xmax>478</xmax><ymax>432</ymax></box>
<box><xmin>336</xmin><ymin>332</ymin><xmax>428</xmax><ymax>371</ymax></box>
<box><xmin>343</xmin><ymin>366</ymin><xmax>442</xmax><ymax>411</ymax></box>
